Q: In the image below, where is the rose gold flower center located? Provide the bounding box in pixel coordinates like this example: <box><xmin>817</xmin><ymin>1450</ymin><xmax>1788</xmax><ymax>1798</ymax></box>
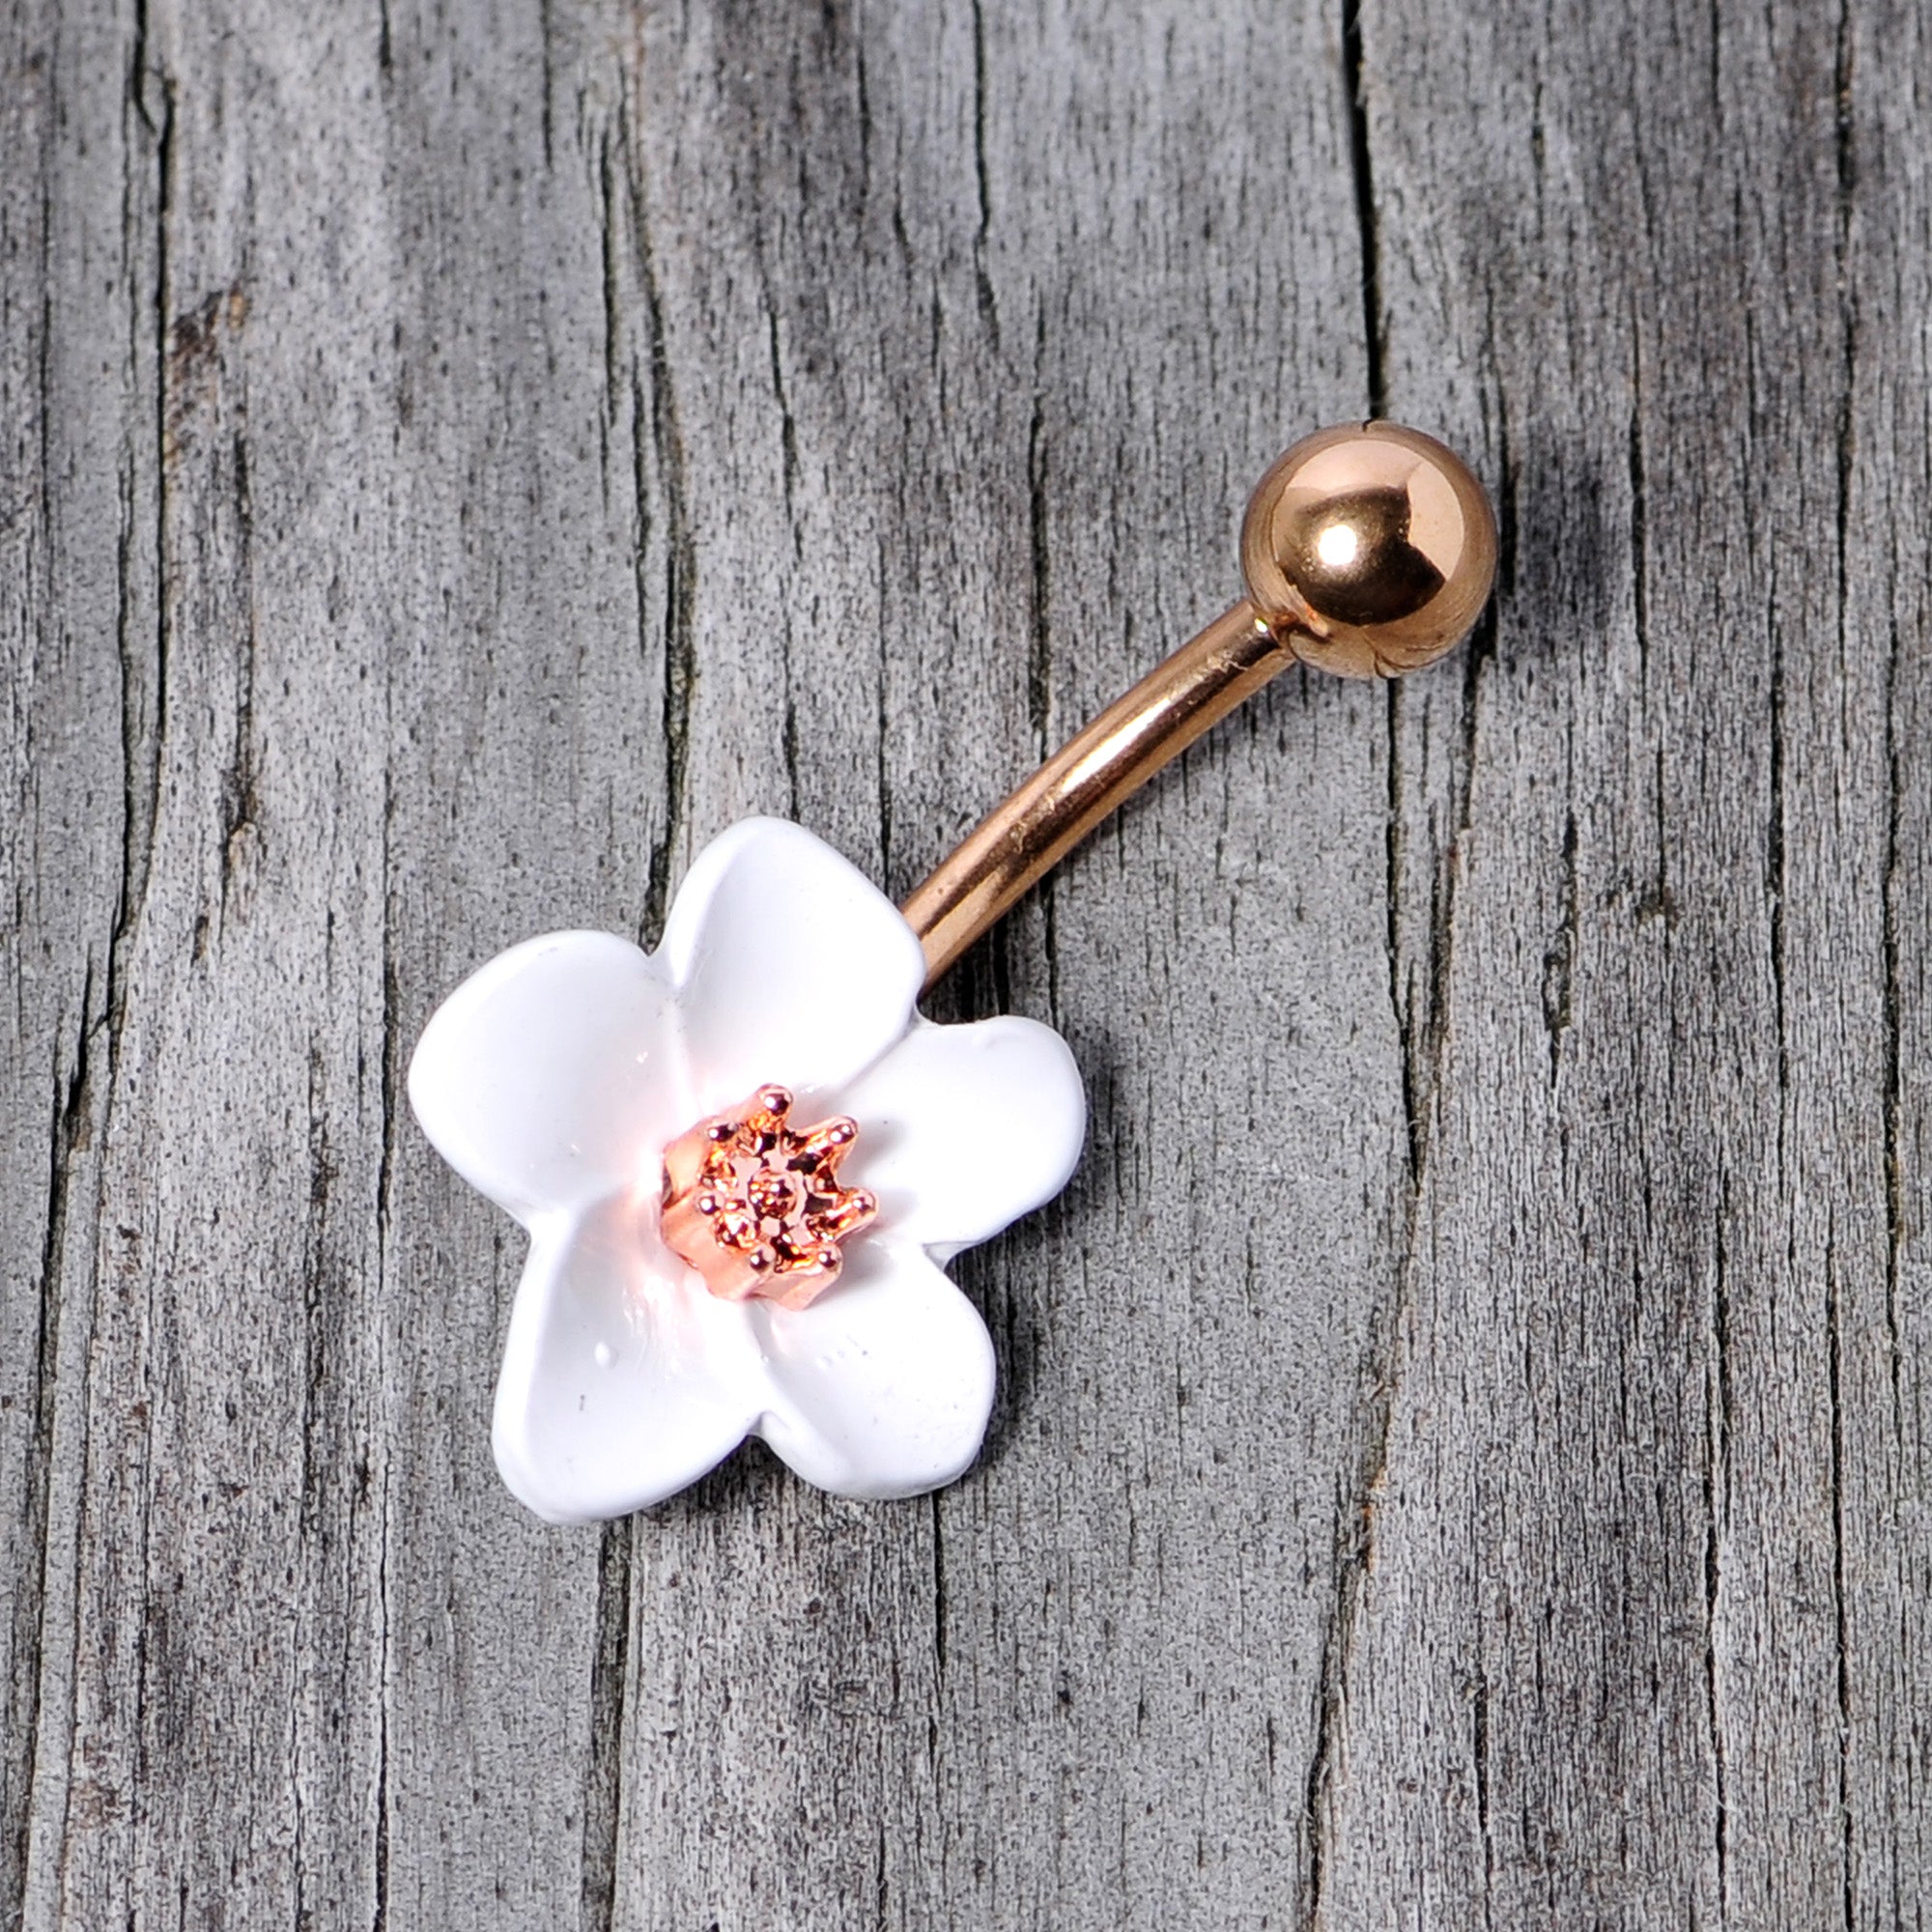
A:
<box><xmin>659</xmin><ymin>1083</ymin><xmax>877</xmax><ymax>1312</ymax></box>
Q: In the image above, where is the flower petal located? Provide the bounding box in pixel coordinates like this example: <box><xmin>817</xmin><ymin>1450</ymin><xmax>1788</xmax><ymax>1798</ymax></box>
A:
<box><xmin>658</xmin><ymin>817</ymin><xmax>925</xmax><ymax>1110</ymax></box>
<box><xmin>838</xmin><ymin>1015</ymin><xmax>1086</xmax><ymax>1256</ymax></box>
<box><xmin>410</xmin><ymin>930</ymin><xmax>689</xmax><ymax>1223</ymax></box>
<box><xmin>493</xmin><ymin>1198</ymin><xmax>763</xmax><ymax>1523</ymax></box>
<box><xmin>751</xmin><ymin>1240</ymin><xmax>997</xmax><ymax>1499</ymax></box>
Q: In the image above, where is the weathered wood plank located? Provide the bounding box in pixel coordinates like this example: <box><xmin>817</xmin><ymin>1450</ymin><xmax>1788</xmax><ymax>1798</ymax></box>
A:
<box><xmin>1838</xmin><ymin>3</ymin><xmax>1932</xmax><ymax>1920</ymax></box>
<box><xmin>1326</xmin><ymin>0</ymin><xmax>1921</xmax><ymax>1922</ymax></box>
<box><xmin>30</xmin><ymin>5</ymin><xmax>401</xmax><ymax>1919</ymax></box>
<box><xmin>5</xmin><ymin>0</ymin><xmax>1929</xmax><ymax>1926</ymax></box>
<box><xmin>1</xmin><ymin>1</ymin><xmax>146</xmax><ymax>1915</ymax></box>
<box><xmin>364</xmin><ymin>1</ymin><xmax>672</xmax><ymax>1917</ymax></box>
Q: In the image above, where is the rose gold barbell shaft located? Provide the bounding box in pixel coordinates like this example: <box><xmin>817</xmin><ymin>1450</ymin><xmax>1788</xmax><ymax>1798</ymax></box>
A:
<box><xmin>898</xmin><ymin>421</ymin><xmax>1499</xmax><ymax>989</ymax></box>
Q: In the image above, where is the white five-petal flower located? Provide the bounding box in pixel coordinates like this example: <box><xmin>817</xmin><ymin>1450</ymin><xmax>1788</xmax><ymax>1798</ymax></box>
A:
<box><xmin>409</xmin><ymin>817</ymin><xmax>1086</xmax><ymax>1522</ymax></box>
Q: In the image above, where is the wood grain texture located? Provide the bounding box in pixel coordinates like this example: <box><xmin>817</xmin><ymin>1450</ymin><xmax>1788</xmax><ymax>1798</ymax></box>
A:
<box><xmin>2</xmin><ymin>0</ymin><xmax>1926</xmax><ymax>1925</ymax></box>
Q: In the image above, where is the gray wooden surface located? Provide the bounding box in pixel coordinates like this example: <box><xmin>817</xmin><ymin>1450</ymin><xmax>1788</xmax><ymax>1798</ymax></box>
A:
<box><xmin>4</xmin><ymin>0</ymin><xmax>1927</xmax><ymax>1924</ymax></box>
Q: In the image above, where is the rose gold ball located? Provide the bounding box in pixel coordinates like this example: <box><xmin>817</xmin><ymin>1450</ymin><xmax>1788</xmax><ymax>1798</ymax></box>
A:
<box><xmin>1239</xmin><ymin>421</ymin><xmax>1497</xmax><ymax>679</ymax></box>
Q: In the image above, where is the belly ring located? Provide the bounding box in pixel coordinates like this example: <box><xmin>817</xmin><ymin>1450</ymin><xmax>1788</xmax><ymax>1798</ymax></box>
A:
<box><xmin>409</xmin><ymin>422</ymin><xmax>1498</xmax><ymax>1522</ymax></box>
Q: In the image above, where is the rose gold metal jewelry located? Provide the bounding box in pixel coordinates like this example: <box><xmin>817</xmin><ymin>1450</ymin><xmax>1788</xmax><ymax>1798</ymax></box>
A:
<box><xmin>899</xmin><ymin>420</ymin><xmax>1497</xmax><ymax>986</ymax></box>
<box><xmin>660</xmin><ymin>1084</ymin><xmax>877</xmax><ymax>1311</ymax></box>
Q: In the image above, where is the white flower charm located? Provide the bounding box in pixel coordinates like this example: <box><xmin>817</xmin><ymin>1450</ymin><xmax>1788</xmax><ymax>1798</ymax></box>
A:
<box><xmin>409</xmin><ymin>817</ymin><xmax>1086</xmax><ymax>1522</ymax></box>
